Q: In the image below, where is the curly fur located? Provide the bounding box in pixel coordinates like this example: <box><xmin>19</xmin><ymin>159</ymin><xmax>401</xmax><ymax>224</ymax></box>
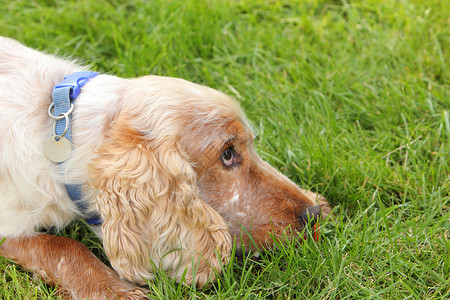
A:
<box><xmin>0</xmin><ymin>37</ymin><xmax>330</xmax><ymax>299</ymax></box>
<box><xmin>90</xmin><ymin>115</ymin><xmax>231</xmax><ymax>286</ymax></box>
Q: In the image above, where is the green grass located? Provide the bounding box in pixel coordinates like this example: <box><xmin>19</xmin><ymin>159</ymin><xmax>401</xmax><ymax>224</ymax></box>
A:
<box><xmin>1</xmin><ymin>0</ymin><xmax>448</xmax><ymax>298</ymax></box>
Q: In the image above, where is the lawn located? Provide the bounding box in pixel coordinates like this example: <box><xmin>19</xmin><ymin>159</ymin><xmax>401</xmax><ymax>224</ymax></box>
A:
<box><xmin>0</xmin><ymin>0</ymin><xmax>448</xmax><ymax>299</ymax></box>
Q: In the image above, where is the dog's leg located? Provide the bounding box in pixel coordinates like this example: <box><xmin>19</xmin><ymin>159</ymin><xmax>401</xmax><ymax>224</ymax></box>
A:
<box><xmin>0</xmin><ymin>233</ymin><xmax>148</xmax><ymax>300</ymax></box>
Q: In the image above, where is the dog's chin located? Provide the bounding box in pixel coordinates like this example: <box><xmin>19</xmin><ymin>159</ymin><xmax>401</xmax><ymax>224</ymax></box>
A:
<box><xmin>234</xmin><ymin>225</ymin><xmax>320</xmax><ymax>262</ymax></box>
<box><xmin>235</xmin><ymin>248</ymin><xmax>262</xmax><ymax>262</ymax></box>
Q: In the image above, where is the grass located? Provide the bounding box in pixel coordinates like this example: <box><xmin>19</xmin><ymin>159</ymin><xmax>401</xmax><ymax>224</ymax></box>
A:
<box><xmin>1</xmin><ymin>0</ymin><xmax>448</xmax><ymax>298</ymax></box>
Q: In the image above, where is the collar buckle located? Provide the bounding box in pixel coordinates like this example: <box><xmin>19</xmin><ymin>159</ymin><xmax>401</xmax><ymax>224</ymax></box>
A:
<box><xmin>54</xmin><ymin>71</ymin><xmax>98</xmax><ymax>99</ymax></box>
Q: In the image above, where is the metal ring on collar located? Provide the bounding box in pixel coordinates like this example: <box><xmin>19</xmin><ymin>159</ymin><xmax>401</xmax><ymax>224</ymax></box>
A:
<box><xmin>48</xmin><ymin>102</ymin><xmax>74</xmax><ymax>121</ymax></box>
<box><xmin>52</xmin><ymin>112</ymin><xmax>70</xmax><ymax>139</ymax></box>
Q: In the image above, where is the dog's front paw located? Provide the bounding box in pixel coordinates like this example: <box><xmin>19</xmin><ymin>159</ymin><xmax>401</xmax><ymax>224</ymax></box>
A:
<box><xmin>123</xmin><ymin>287</ymin><xmax>150</xmax><ymax>300</ymax></box>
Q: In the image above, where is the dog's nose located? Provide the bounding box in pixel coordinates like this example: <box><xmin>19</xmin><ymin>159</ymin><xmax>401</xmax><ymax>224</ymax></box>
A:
<box><xmin>299</xmin><ymin>205</ymin><xmax>321</xmax><ymax>226</ymax></box>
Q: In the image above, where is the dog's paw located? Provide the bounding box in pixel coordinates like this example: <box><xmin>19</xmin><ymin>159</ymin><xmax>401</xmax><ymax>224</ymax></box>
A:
<box><xmin>124</xmin><ymin>288</ymin><xmax>150</xmax><ymax>300</ymax></box>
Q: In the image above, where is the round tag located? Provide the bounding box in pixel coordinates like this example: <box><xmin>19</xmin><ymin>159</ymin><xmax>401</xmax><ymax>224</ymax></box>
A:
<box><xmin>44</xmin><ymin>136</ymin><xmax>72</xmax><ymax>163</ymax></box>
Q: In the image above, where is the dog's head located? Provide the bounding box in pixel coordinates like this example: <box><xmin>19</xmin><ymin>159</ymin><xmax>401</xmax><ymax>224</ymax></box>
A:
<box><xmin>88</xmin><ymin>76</ymin><xmax>329</xmax><ymax>286</ymax></box>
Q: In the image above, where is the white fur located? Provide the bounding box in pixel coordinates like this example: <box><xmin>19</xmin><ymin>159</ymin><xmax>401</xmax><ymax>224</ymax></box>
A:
<box><xmin>0</xmin><ymin>37</ymin><xmax>133</xmax><ymax>236</ymax></box>
<box><xmin>0</xmin><ymin>37</ymin><xmax>331</xmax><ymax>289</ymax></box>
<box><xmin>0</xmin><ymin>37</ymin><xmax>240</xmax><ymax>239</ymax></box>
<box><xmin>229</xmin><ymin>191</ymin><xmax>240</xmax><ymax>204</ymax></box>
<box><xmin>0</xmin><ymin>37</ymin><xmax>84</xmax><ymax>235</ymax></box>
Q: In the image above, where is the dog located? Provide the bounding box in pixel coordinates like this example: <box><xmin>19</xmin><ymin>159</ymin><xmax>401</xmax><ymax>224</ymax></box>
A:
<box><xmin>0</xmin><ymin>36</ymin><xmax>331</xmax><ymax>299</ymax></box>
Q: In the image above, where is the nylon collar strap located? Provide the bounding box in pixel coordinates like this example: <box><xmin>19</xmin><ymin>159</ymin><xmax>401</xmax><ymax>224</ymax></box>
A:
<box><xmin>52</xmin><ymin>72</ymin><xmax>102</xmax><ymax>225</ymax></box>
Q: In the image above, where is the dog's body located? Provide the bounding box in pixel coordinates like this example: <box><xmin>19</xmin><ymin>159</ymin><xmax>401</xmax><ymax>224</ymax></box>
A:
<box><xmin>0</xmin><ymin>37</ymin><xmax>330</xmax><ymax>299</ymax></box>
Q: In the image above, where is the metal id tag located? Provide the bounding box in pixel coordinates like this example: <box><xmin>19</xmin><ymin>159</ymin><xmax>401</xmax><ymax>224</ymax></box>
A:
<box><xmin>44</xmin><ymin>136</ymin><xmax>72</xmax><ymax>163</ymax></box>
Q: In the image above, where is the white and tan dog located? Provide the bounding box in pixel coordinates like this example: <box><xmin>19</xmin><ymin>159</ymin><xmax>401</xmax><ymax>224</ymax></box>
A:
<box><xmin>0</xmin><ymin>37</ymin><xmax>330</xmax><ymax>299</ymax></box>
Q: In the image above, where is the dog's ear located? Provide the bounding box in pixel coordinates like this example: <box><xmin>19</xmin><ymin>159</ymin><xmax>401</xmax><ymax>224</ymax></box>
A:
<box><xmin>89</xmin><ymin>116</ymin><xmax>231</xmax><ymax>287</ymax></box>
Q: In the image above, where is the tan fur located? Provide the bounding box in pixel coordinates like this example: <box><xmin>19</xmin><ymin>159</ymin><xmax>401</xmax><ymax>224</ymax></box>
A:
<box><xmin>0</xmin><ymin>234</ymin><xmax>148</xmax><ymax>299</ymax></box>
<box><xmin>90</xmin><ymin>116</ymin><xmax>231</xmax><ymax>286</ymax></box>
<box><xmin>0</xmin><ymin>37</ymin><xmax>330</xmax><ymax>299</ymax></box>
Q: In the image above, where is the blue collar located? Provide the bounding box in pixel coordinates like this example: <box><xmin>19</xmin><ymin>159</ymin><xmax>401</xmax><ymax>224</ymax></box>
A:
<box><xmin>51</xmin><ymin>72</ymin><xmax>102</xmax><ymax>225</ymax></box>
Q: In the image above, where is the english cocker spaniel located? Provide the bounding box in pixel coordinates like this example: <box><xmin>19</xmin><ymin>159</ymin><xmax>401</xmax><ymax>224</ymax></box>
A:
<box><xmin>0</xmin><ymin>37</ymin><xmax>331</xmax><ymax>299</ymax></box>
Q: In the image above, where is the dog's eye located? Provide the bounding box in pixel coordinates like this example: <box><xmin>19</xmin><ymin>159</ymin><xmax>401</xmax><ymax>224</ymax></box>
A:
<box><xmin>221</xmin><ymin>147</ymin><xmax>235</xmax><ymax>167</ymax></box>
